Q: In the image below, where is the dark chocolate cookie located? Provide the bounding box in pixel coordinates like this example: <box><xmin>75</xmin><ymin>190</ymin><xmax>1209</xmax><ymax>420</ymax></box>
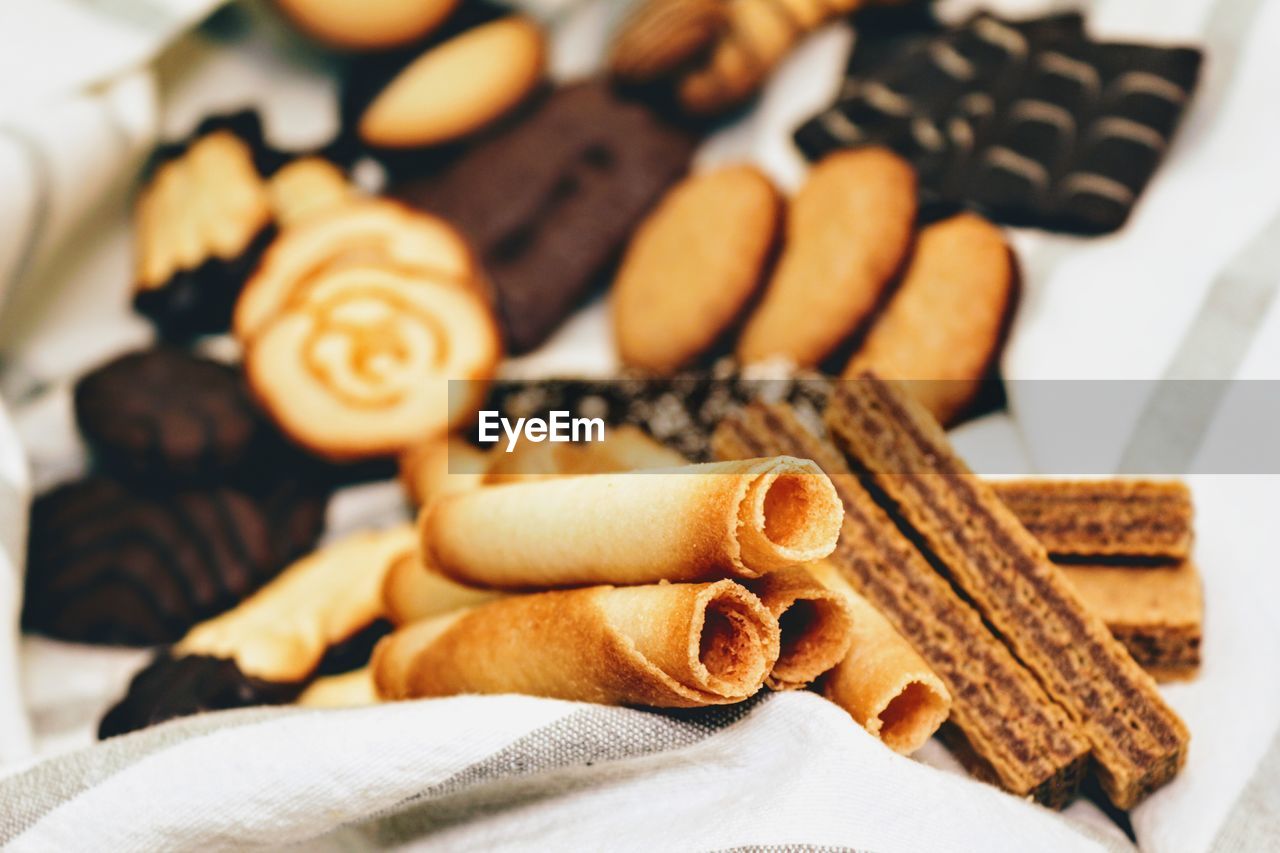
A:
<box><xmin>794</xmin><ymin>12</ymin><xmax>1203</xmax><ymax>234</ymax></box>
<box><xmin>97</xmin><ymin>654</ymin><xmax>303</xmax><ymax>739</ymax></box>
<box><xmin>394</xmin><ymin>79</ymin><xmax>696</xmax><ymax>353</ymax></box>
<box><xmin>74</xmin><ymin>348</ymin><xmax>264</xmax><ymax>483</ymax></box>
<box><xmin>22</xmin><ymin>478</ymin><xmax>282</xmax><ymax>645</ymax></box>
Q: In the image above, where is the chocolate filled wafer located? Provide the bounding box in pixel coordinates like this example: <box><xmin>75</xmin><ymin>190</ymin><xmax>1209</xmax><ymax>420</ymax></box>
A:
<box><xmin>795</xmin><ymin>12</ymin><xmax>1203</xmax><ymax>234</ymax></box>
<box><xmin>827</xmin><ymin>375</ymin><xmax>1189</xmax><ymax>809</ymax></box>
<box><xmin>712</xmin><ymin>403</ymin><xmax>1089</xmax><ymax>807</ymax></box>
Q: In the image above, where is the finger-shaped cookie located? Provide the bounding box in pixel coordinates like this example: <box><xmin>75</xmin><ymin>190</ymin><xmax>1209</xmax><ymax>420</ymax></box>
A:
<box><xmin>738</xmin><ymin>148</ymin><xmax>916</xmax><ymax>367</ymax></box>
<box><xmin>276</xmin><ymin>0</ymin><xmax>459</xmax><ymax>50</ymax></box>
<box><xmin>359</xmin><ymin>17</ymin><xmax>546</xmax><ymax>150</ymax></box>
<box><xmin>844</xmin><ymin>212</ymin><xmax>1015</xmax><ymax>425</ymax></box>
<box><xmin>176</xmin><ymin>525</ymin><xmax>417</xmax><ymax>682</ymax></box>
<box><xmin>245</xmin><ymin>265</ymin><xmax>500</xmax><ymax>460</ymax></box>
<box><xmin>613</xmin><ymin>165</ymin><xmax>782</xmax><ymax>374</ymax></box>
<box><xmin>382</xmin><ymin>550</ymin><xmax>504</xmax><ymax>625</ymax></box>
<box><xmin>233</xmin><ymin>199</ymin><xmax>476</xmax><ymax>341</ymax></box>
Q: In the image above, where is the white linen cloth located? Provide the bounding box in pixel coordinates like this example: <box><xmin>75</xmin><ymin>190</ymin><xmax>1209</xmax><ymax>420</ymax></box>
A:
<box><xmin>1</xmin><ymin>0</ymin><xmax>1279</xmax><ymax>850</ymax></box>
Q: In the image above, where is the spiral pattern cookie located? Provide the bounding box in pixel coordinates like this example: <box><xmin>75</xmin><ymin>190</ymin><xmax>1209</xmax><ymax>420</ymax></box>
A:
<box><xmin>245</xmin><ymin>264</ymin><xmax>499</xmax><ymax>459</ymax></box>
<box><xmin>234</xmin><ymin>200</ymin><xmax>477</xmax><ymax>341</ymax></box>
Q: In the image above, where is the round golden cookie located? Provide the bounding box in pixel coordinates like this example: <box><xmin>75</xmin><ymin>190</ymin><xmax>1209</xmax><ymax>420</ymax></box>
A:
<box><xmin>613</xmin><ymin>165</ymin><xmax>781</xmax><ymax>374</ymax></box>
<box><xmin>234</xmin><ymin>199</ymin><xmax>476</xmax><ymax>341</ymax></box>
<box><xmin>244</xmin><ymin>265</ymin><xmax>500</xmax><ymax>459</ymax></box>
<box><xmin>609</xmin><ymin>0</ymin><xmax>727</xmax><ymax>83</ymax></box>
<box><xmin>274</xmin><ymin>0</ymin><xmax>458</xmax><ymax>51</ymax></box>
<box><xmin>359</xmin><ymin>17</ymin><xmax>546</xmax><ymax>149</ymax></box>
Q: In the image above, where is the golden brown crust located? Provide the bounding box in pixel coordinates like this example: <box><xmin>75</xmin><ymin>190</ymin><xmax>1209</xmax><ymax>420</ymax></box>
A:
<box><xmin>267</xmin><ymin>157</ymin><xmax>354</xmax><ymax>228</ymax></box>
<box><xmin>381</xmin><ymin>550</ymin><xmax>504</xmax><ymax>625</ymax></box>
<box><xmin>738</xmin><ymin>149</ymin><xmax>917</xmax><ymax>367</ymax></box>
<box><xmin>359</xmin><ymin>18</ymin><xmax>546</xmax><ymax>149</ymax></box>
<box><xmin>276</xmin><ymin>0</ymin><xmax>459</xmax><ymax>51</ymax></box>
<box><xmin>609</xmin><ymin>0</ymin><xmax>727</xmax><ymax>82</ymax></box>
<box><xmin>1061</xmin><ymin>562</ymin><xmax>1203</xmax><ymax>682</ymax></box>
<box><xmin>844</xmin><ymin>212</ymin><xmax>1015</xmax><ymax>425</ymax></box>
<box><xmin>711</xmin><ymin>403</ymin><xmax>1089</xmax><ymax>807</ymax></box>
<box><xmin>371</xmin><ymin>581</ymin><xmax>781</xmax><ymax>707</ymax></box>
<box><xmin>177</xmin><ymin>526</ymin><xmax>417</xmax><ymax>682</ymax></box>
<box><xmin>420</xmin><ymin>457</ymin><xmax>842</xmax><ymax>589</ymax></box>
<box><xmin>805</xmin><ymin>559</ymin><xmax>951</xmax><ymax>754</ymax></box>
<box><xmin>827</xmin><ymin>375</ymin><xmax>1189</xmax><ymax>810</ymax></box>
<box><xmin>613</xmin><ymin>165</ymin><xmax>782</xmax><ymax>374</ymax></box>
<box><xmin>993</xmin><ymin>479</ymin><xmax>1194</xmax><ymax>561</ymax></box>
<box><xmin>399</xmin><ymin>434</ymin><xmax>491</xmax><ymax>506</ymax></box>
<box><xmin>744</xmin><ymin>565</ymin><xmax>852</xmax><ymax>690</ymax></box>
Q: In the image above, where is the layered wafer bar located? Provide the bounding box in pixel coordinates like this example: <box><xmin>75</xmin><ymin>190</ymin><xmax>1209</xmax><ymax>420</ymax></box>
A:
<box><xmin>1062</xmin><ymin>562</ymin><xmax>1203</xmax><ymax>682</ymax></box>
<box><xmin>827</xmin><ymin>375</ymin><xmax>1190</xmax><ymax>809</ymax></box>
<box><xmin>992</xmin><ymin>479</ymin><xmax>1193</xmax><ymax>562</ymax></box>
<box><xmin>712</xmin><ymin>404</ymin><xmax>1089</xmax><ymax>807</ymax></box>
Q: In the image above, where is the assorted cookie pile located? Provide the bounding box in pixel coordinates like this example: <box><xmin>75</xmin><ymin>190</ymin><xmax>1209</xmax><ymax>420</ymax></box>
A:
<box><xmin>15</xmin><ymin>0</ymin><xmax>1209</xmax><ymax>824</ymax></box>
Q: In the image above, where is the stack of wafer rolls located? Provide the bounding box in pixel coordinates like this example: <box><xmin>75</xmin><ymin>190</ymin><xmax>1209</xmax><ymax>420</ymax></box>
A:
<box><xmin>827</xmin><ymin>374</ymin><xmax>1190</xmax><ymax>810</ymax></box>
<box><xmin>368</xmin><ymin>453</ymin><xmax>854</xmax><ymax>709</ymax></box>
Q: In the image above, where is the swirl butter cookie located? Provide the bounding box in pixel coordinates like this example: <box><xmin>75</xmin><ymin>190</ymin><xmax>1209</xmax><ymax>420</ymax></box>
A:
<box><xmin>133</xmin><ymin>115</ymin><xmax>274</xmax><ymax>339</ymax></box>
<box><xmin>613</xmin><ymin>165</ymin><xmax>781</xmax><ymax>374</ymax></box>
<box><xmin>844</xmin><ymin>212</ymin><xmax>1016</xmax><ymax>425</ymax></box>
<box><xmin>244</xmin><ymin>264</ymin><xmax>500</xmax><ymax>459</ymax></box>
<box><xmin>276</xmin><ymin>0</ymin><xmax>459</xmax><ymax>50</ymax></box>
<box><xmin>359</xmin><ymin>17</ymin><xmax>546</xmax><ymax>150</ymax></box>
<box><xmin>737</xmin><ymin>148</ymin><xmax>916</xmax><ymax>367</ymax></box>
<box><xmin>233</xmin><ymin>199</ymin><xmax>477</xmax><ymax>341</ymax></box>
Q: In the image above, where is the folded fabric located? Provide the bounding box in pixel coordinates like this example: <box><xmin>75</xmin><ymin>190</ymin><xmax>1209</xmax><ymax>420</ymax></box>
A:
<box><xmin>0</xmin><ymin>692</ymin><xmax>1129</xmax><ymax>852</ymax></box>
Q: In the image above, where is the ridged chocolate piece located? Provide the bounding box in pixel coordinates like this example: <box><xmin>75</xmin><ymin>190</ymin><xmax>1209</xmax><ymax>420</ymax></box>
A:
<box><xmin>711</xmin><ymin>403</ymin><xmax>1089</xmax><ymax>807</ymax></box>
<box><xmin>74</xmin><ymin>348</ymin><xmax>265</xmax><ymax>484</ymax></box>
<box><xmin>992</xmin><ymin>479</ymin><xmax>1193</xmax><ymax>562</ymax></box>
<box><xmin>827</xmin><ymin>375</ymin><xmax>1189</xmax><ymax>809</ymax></box>
<box><xmin>98</xmin><ymin>654</ymin><xmax>302</xmax><ymax>739</ymax></box>
<box><xmin>394</xmin><ymin>80</ymin><xmax>696</xmax><ymax>353</ymax></box>
<box><xmin>23</xmin><ymin>479</ymin><xmax>281</xmax><ymax>646</ymax></box>
<box><xmin>479</xmin><ymin>367</ymin><xmax>832</xmax><ymax>462</ymax></box>
<box><xmin>1061</xmin><ymin>562</ymin><xmax>1202</xmax><ymax>682</ymax></box>
<box><xmin>794</xmin><ymin>12</ymin><xmax>1202</xmax><ymax>234</ymax></box>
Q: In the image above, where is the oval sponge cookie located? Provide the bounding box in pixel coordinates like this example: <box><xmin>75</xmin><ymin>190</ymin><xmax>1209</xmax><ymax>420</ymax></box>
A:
<box><xmin>737</xmin><ymin>147</ymin><xmax>917</xmax><ymax>367</ymax></box>
<box><xmin>275</xmin><ymin>0</ymin><xmax>458</xmax><ymax>51</ymax></box>
<box><xmin>613</xmin><ymin>165</ymin><xmax>781</xmax><ymax>374</ymax></box>
<box><xmin>359</xmin><ymin>17</ymin><xmax>546</xmax><ymax>149</ymax></box>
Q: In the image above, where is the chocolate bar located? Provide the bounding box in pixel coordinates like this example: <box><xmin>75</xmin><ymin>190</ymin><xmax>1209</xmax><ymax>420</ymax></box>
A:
<box><xmin>992</xmin><ymin>479</ymin><xmax>1193</xmax><ymax>562</ymax></box>
<box><xmin>826</xmin><ymin>374</ymin><xmax>1189</xmax><ymax>809</ymax></box>
<box><xmin>713</xmin><ymin>403</ymin><xmax>1089</xmax><ymax>807</ymax></box>
<box><xmin>794</xmin><ymin>12</ymin><xmax>1202</xmax><ymax>234</ymax></box>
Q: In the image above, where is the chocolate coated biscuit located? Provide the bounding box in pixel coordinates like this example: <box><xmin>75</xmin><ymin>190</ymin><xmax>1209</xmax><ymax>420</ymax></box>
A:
<box><xmin>74</xmin><ymin>348</ymin><xmax>264</xmax><ymax>483</ymax></box>
<box><xmin>23</xmin><ymin>479</ymin><xmax>284</xmax><ymax>646</ymax></box>
<box><xmin>394</xmin><ymin>80</ymin><xmax>696</xmax><ymax>352</ymax></box>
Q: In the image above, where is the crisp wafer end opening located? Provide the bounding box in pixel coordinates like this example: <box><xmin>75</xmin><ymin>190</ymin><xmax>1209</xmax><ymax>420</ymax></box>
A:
<box><xmin>771</xmin><ymin>596</ymin><xmax>852</xmax><ymax>686</ymax></box>
<box><xmin>698</xmin><ymin>597</ymin><xmax>771</xmax><ymax>692</ymax></box>
<box><xmin>877</xmin><ymin>680</ymin><xmax>951</xmax><ymax>754</ymax></box>
<box><xmin>760</xmin><ymin>472</ymin><xmax>841</xmax><ymax>556</ymax></box>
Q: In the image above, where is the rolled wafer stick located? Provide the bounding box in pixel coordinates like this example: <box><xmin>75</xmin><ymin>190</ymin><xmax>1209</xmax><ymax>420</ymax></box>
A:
<box><xmin>991</xmin><ymin>479</ymin><xmax>1193</xmax><ymax>562</ymax></box>
<box><xmin>176</xmin><ymin>525</ymin><xmax>417</xmax><ymax>682</ymax></box>
<box><xmin>485</xmin><ymin>425</ymin><xmax>687</xmax><ymax>483</ymax></box>
<box><xmin>744</xmin><ymin>566</ymin><xmax>852</xmax><ymax>690</ymax></box>
<box><xmin>828</xmin><ymin>374</ymin><xmax>1189</xmax><ymax>809</ymax></box>
<box><xmin>372</xmin><ymin>580</ymin><xmax>781</xmax><ymax>706</ymax></box>
<box><xmin>711</xmin><ymin>403</ymin><xmax>1089</xmax><ymax>807</ymax></box>
<box><xmin>297</xmin><ymin>667</ymin><xmax>379</xmax><ymax>708</ymax></box>
<box><xmin>803</xmin><ymin>560</ymin><xmax>950</xmax><ymax>754</ymax></box>
<box><xmin>421</xmin><ymin>456</ymin><xmax>842</xmax><ymax>589</ymax></box>
<box><xmin>382</xmin><ymin>550</ymin><xmax>504</xmax><ymax>625</ymax></box>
